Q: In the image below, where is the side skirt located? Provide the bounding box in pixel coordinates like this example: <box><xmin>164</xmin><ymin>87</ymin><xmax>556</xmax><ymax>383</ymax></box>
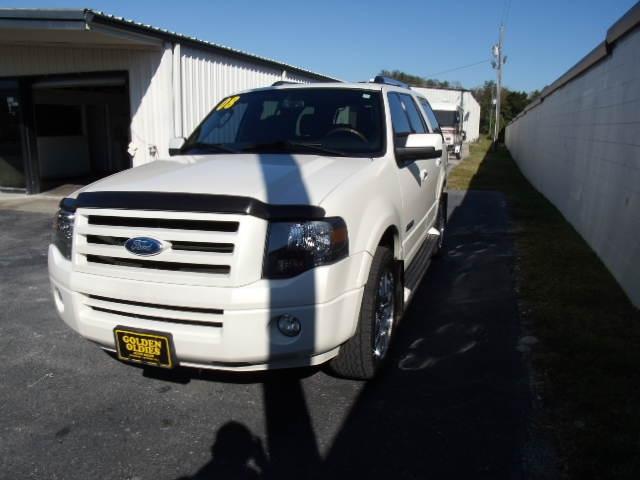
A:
<box><xmin>402</xmin><ymin>229</ymin><xmax>440</xmax><ymax>307</ymax></box>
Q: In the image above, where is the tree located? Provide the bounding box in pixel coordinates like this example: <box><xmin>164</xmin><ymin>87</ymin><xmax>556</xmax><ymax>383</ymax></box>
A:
<box><xmin>378</xmin><ymin>70</ymin><xmax>455</xmax><ymax>89</ymax></box>
<box><xmin>472</xmin><ymin>82</ymin><xmax>536</xmax><ymax>135</ymax></box>
<box><xmin>381</xmin><ymin>69</ymin><xmax>540</xmax><ymax>135</ymax></box>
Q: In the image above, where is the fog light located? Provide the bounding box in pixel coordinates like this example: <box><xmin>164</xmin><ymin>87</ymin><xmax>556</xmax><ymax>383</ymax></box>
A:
<box><xmin>277</xmin><ymin>314</ymin><xmax>301</xmax><ymax>337</ymax></box>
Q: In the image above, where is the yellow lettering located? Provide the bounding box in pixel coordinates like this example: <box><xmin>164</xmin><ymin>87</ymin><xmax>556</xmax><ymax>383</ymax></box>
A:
<box><xmin>223</xmin><ymin>96</ymin><xmax>240</xmax><ymax>109</ymax></box>
<box><xmin>216</xmin><ymin>97</ymin><xmax>232</xmax><ymax>110</ymax></box>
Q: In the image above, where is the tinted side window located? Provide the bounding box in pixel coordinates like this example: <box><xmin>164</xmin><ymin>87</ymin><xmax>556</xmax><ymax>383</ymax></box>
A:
<box><xmin>419</xmin><ymin>99</ymin><xmax>441</xmax><ymax>133</ymax></box>
<box><xmin>399</xmin><ymin>94</ymin><xmax>427</xmax><ymax>134</ymax></box>
<box><xmin>388</xmin><ymin>93</ymin><xmax>411</xmax><ymax>135</ymax></box>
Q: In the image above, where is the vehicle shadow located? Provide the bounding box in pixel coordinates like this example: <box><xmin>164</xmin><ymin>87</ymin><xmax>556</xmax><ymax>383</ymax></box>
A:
<box><xmin>174</xmin><ymin>146</ymin><xmax>530</xmax><ymax>479</ymax></box>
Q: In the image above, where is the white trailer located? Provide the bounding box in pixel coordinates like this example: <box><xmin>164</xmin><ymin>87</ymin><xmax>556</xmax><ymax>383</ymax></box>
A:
<box><xmin>412</xmin><ymin>87</ymin><xmax>481</xmax><ymax>143</ymax></box>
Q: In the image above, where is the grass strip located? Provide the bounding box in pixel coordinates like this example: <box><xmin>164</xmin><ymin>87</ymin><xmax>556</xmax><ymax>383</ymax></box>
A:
<box><xmin>449</xmin><ymin>138</ymin><xmax>640</xmax><ymax>479</ymax></box>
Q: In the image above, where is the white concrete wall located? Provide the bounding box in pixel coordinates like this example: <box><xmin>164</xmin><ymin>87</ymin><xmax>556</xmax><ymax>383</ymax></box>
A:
<box><xmin>412</xmin><ymin>87</ymin><xmax>481</xmax><ymax>142</ymax></box>
<box><xmin>505</xmin><ymin>27</ymin><xmax>640</xmax><ymax>307</ymax></box>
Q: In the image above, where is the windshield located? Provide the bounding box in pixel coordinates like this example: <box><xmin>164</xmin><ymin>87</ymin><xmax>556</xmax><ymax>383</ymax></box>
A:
<box><xmin>182</xmin><ymin>88</ymin><xmax>384</xmax><ymax>157</ymax></box>
<box><xmin>433</xmin><ymin>110</ymin><xmax>459</xmax><ymax>127</ymax></box>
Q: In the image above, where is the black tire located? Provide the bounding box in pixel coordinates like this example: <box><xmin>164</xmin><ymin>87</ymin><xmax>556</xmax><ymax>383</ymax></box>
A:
<box><xmin>432</xmin><ymin>195</ymin><xmax>447</xmax><ymax>258</ymax></box>
<box><xmin>328</xmin><ymin>246</ymin><xmax>396</xmax><ymax>380</ymax></box>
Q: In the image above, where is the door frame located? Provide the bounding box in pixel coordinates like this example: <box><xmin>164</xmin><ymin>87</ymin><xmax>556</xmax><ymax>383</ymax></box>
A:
<box><xmin>0</xmin><ymin>77</ymin><xmax>34</xmax><ymax>193</ymax></box>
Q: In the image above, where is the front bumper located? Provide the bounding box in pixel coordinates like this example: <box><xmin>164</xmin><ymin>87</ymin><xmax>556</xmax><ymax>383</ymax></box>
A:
<box><xmin>48</xmin><ymin>245</ymin><xmax>371</xmax><ymax>371</ymax></box>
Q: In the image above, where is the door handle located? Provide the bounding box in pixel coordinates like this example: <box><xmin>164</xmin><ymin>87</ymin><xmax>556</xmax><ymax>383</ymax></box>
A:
<box><xmin>420</xmin><ymin>169</ymin><xmax>428</xmax><ymax>181</ymax></box>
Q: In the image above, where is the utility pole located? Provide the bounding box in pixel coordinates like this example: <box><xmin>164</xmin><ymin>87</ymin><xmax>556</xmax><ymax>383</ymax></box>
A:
<box><xmin>491</xmin><ymin>24</ymin><xmax>506</xmax><ymax>147</ymax></box>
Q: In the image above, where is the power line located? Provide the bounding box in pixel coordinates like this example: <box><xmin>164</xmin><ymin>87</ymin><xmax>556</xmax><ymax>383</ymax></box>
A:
<box><xmin>424</xmin><ymin>59</ymin><xmax>491</xmax><ymax>78</ymax></box>
<box><xmin>500</xmin><ymin>0</ymin><xmax>512</xmax><ymax>27</ymax></box>
<box><xmin>501</xmin><ymin>0</ymin><xmax>513</xmax><ymax>29</ymax></box>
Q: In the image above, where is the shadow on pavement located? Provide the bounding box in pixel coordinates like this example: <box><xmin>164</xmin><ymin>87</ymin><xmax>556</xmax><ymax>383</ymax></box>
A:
<box><xmin>170</xmin><ymin>146</ymin><xmax>530</xmax><ymax>479</ymax></box>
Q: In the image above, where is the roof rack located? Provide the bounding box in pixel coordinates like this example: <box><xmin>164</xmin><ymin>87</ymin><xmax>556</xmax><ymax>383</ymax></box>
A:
<box><xmin>271</xmin><ymin>80</ymin><xmax>300</xmax><ymax>86</ymax></box>
<box><xmin>371</xmin><ymin>76</ymin><xmax>411</xmax><ymax>89</ymax></box>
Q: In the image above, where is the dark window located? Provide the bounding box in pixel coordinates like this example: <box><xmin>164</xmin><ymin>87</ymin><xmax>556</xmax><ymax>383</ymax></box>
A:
<box><xmin>388</xmin><ymin>93</ymin><xmax>428</xmax><ymax>136</ymax></box>
<box><xmin>183</xmin><ymin>88</ymin><xmax>384</xmax><ymax>157</ymax></box>
<box><xmin>433</xmin><ymin>110</ymin><xmax>459</xmax><ymax>127</ymax></box>
<box><xmin>388</xmin><ymin>93</ymin><xmax>412</xmax><ymax>135</ymax></box>
<box><xmin>399</xmin><ymin>94</ymin><xmax>427</xmax><ymax>134</ymax></box>
<box><xmin>419</xmin><ymin>99</ymin><xmax>441</xmax><ymax>133</ymax></box>
<box><xmin>35</xmin><ymin>104</ymin><xmax>83</xmax><ymax>137</ymax></box>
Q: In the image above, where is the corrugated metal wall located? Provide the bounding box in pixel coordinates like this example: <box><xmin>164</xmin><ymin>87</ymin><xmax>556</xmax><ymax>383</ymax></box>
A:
<box><xmin>412</xmin><ymin>87</ymin><xmax>481</xmax><ymax>142</ymax></box>
<box><xmin>505</xmin><ymin>27</ymin><xmax>640</xmax><ymax>307</ymax></box>
<box><xmin>179</xmin><ymin>45</ymin><xmax>312</xmax><ymax>135</ymax></box>
<box><xmin>0</xmin><ymin>42</ymin><xmax>322</xmax><ymax>167</ymax></box>
<box><xmin>179</xmin><ymin>46</ymin><xmax>283</xmax><ymax>136</ymax></box>
<box><xmin>0</xmin><ymin>43</ymin><xmax>174</xmax><ymax>165</ymax></box>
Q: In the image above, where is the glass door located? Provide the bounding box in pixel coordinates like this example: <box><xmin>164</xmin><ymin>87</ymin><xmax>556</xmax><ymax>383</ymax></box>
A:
<box><xmin>0</xmin><ymin>79</ymin><xmax>26</xmax><ymax>189</ymax></box>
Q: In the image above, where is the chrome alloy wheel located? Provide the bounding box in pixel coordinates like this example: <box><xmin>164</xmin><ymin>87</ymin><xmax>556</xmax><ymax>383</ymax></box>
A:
<box><xmin>373</xmin><ymin>270</ymin><xmax>395</xmax><ymax>360</ymax></box>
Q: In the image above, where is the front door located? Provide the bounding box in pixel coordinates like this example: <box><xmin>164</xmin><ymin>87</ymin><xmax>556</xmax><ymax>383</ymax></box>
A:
<box><xmin>388</xmin><ymin>92</ymin><xmax>433</xmax><ymax>266</ymax></box>
<box><xmin>0</xmin><ymin>80</ymin><xmax>26</xmax><ymax>190</ymax></box>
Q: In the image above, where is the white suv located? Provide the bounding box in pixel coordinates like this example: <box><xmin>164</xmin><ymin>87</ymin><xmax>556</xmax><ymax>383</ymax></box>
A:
<box><xmin>48</xmin><ymin>77</ymin><xmax>447</xmax><ymax>379</ymax></box>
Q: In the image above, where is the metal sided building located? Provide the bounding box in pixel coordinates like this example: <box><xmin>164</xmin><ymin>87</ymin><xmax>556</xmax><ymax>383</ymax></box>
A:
<box><xmin>0</xmin><ymin>9</ymin><xmax>337</xmax><ymax>194</ymax></box>
<box><xmin>412</xmin><ymin>87</ymin><xmax>481</xmax><ymax>142</ymax></box>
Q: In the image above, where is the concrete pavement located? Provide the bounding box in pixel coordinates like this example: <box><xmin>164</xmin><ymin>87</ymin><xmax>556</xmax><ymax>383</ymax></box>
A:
<box><xmin>0</xmin><ymin>190</ymin><xmax>529</xmax><ymax>479</ymax></box>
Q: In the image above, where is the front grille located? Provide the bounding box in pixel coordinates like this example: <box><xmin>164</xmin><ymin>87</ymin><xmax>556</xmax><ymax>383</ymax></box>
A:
<box><xmin>86</xmin><ymin>235</ymin><xmax>235</xmax><ymax>253</ymax></box>
<box><xmin>88</xmin><ymin>294</ymin><xmax>223</xmax><ymax>314</ymax></box>
<box><xmin>88</xmin><ymin>215</ymin><xmax>239</xmax><ymax>232</ymax></box>
<box><xmin>74</xmin><ymin>208</ymin><xmax>267</xmax><ymax>286</ymax></box>
<box><xmin>87</xmin><ymin>254</ymin><xmax>230</xmax><ymax>275</ymax></box>
<box><xmin>84</xmin><ymin>294</ymin><xmax>223</xmax><ymax>327</ymax></box>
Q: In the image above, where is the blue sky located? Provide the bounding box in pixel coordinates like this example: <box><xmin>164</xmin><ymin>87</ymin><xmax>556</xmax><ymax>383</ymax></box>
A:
<box><xmin>4</xmin><ymin>0</ymin><xmax>637</xmax><ymax>91</ymax></box>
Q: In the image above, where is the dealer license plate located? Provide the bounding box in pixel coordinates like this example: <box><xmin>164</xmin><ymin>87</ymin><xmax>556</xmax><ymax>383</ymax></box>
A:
<box><xmin>114</xmin><ymin>326</ymin><xmax>176</xmax><ymax>369</ymax></box>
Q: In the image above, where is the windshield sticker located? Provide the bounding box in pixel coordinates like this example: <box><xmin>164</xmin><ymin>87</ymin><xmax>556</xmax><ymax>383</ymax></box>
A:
<box><xmin>216</xmin><ymin>95</ymin><xmax>241</xmax><ymax>111</ymax></box>
<box><xmin>362</xmin><ymin>93</ymin><xmax>371</xmax><ymax>99</ymax></box>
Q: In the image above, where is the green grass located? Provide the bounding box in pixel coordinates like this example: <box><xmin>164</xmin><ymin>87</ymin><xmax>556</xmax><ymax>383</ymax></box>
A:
<box><xmin>449</xmin><ymin>139</ymin><xmax>640</xmax><ymax>479</ymax></box>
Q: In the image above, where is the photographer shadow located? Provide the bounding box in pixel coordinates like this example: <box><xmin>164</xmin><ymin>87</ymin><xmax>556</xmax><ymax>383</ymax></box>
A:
<box><xmin>176</xmin><ymin>421</ymin><xmax>269</xmax><ymax>480</ymax></box>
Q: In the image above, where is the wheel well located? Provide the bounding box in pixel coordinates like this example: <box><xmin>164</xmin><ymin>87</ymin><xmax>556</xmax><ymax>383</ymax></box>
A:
<box><xmin>379</xmin><ymin>226</ymin><xmax>399</xmax><ymax>259</ymax></box>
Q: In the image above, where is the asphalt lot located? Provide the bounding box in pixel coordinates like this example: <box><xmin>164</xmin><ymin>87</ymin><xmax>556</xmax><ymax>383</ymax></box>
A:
<box><xmin>0</xmin><ymin>189</ymin><xmax>529</xmax><ymax>480</ymax></box>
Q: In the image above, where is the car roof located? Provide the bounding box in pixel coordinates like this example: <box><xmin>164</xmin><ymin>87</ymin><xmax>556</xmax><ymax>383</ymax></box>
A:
<box><xmin>236</xmin><ymin>81</ymin><xmax>418</xmax><ymax>96</ymax></box>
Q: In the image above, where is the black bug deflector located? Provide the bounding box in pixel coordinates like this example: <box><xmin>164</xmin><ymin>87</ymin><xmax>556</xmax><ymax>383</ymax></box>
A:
<box><xmin>62</xmin><ymin>192</ymin><xmax>326</xmax><ymax>221</ymax></box>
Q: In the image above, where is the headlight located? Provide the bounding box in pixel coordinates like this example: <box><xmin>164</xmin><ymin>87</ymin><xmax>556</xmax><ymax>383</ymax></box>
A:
<box><xmin>263</xmin><ymin>218</ymin><xmax>348</xmax><ymax>278</ymax></box>
<box><xmin>52</xmin><ymin>205</ymin><xmax>75</xmax><ymax>260</ymax></box>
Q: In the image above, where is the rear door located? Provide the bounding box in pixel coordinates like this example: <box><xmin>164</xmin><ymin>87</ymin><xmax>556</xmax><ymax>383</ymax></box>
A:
<box><xmin>418</xmin><ymin>97</ymin><xmax>447</xmax><ymax>222</ymax></box>
<box><xmin>388</xmin><ymin>92</ymin><xmax>432</xmax><ymax>265</ymax></box>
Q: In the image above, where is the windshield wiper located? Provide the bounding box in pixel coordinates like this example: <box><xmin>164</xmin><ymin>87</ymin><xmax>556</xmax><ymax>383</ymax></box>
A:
<box><xmin>240</xmin><ymin>140</ymin><xmax>346</xmax><ymax>157</ymax></box>
<box><xmin>181</xmin><ymin>142</ymin><xmax>238</xmax><ymax>154</ymax></box>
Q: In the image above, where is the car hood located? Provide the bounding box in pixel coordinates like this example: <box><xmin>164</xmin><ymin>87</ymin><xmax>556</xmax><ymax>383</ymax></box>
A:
<box><xmin>79</xmin><ymin>153</ymin><xmax>372</xmax><ymax>206</ymax></box>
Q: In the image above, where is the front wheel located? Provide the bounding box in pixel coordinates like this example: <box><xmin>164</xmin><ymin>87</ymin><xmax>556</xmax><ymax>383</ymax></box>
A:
<box><xmin>328</xmin><ymin>246</ymin><xmax>397</xmax><ymax>380</ymax></box>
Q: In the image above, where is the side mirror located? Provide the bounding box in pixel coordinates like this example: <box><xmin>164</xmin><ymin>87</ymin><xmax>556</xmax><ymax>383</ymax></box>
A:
<box><xmin>462</xmin><ymin>131</ymin><xmax>467</xmax><ymax>140</ymax></box>
<box><xmin>395</xmin><ymin>133</ymin><xmax>443</xmax><ymax>163</ymax></box>
<box><xmin>168</xmin><ymin>137</ymin><xmax>185</xmax><ymax>156</ymax></box>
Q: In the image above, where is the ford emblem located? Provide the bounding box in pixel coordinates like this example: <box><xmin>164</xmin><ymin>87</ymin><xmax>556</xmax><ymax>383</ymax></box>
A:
<box><xmin>124</xmin><ymin>237</ymin><xmax>164</xmax><ymax>256</ymax></box>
